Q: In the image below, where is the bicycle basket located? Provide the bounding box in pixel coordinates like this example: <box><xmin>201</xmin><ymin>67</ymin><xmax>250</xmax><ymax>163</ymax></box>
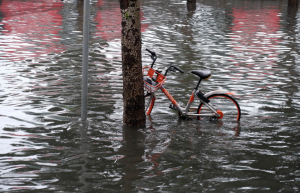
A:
<box><xmin>143</xmin><ymin>66</ymin><xmax>166</xmax><ymax>92</ymax></box>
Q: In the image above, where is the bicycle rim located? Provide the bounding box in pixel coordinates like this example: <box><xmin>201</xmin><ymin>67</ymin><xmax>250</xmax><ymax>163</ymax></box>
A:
<box><xmin>197</xmin><ymin>94</ymin><xmax>241</xmax><ymax>121</ymax></box>
<box><xmin>145</xmin><ymin>93</ymin><xmax>155</xmax><ymax>115</ymax></box>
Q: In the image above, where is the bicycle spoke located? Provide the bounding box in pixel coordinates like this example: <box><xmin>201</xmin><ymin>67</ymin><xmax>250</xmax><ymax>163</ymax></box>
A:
<box><xmin>144</xmin><ymin>92</ymin><xmax>155</xmax><ymax>115</ymax></box>
<box><xmin>145</xmin><ymin>95</ymin><xmax>152</xmax><ymax>110</ymax></box>
<box><xmin>198</xmin><ymin>94</ymin><xmax>241</xmax><ymax>121</ymax></box>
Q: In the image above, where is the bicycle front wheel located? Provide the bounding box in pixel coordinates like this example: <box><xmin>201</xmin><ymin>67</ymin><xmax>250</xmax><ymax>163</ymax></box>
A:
<box><xmin>197</xmin><ymin>94</ymin><xmax>241</xmax><ymax>121</ymax></box>
<box><xmin>145</xmin><ymin>93</ymin><xmax>155</xmax><ymax>115</ymax></box>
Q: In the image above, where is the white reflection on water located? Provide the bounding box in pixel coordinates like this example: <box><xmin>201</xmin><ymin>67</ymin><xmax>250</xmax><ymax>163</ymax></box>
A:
<box><xmin>0</xmin><ymin>0</ymin><xmax>300</xmax><ymax>192</ymax></box>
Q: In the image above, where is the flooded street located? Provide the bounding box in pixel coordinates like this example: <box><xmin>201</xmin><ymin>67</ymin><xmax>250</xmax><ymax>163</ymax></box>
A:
<box><xmin>0</xmin><ymin>0</ymin><xmax>300</xmax><ymax>192</ymax></box>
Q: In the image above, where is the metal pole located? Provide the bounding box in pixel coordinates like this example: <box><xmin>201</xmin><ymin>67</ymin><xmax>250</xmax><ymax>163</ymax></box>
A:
<box><xmin>81</xmin><ymin>0</ymin><xmax>90</xmax><ymax>121</ymax></box>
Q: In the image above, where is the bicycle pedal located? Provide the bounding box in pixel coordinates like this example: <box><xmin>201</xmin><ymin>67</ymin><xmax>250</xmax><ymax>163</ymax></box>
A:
<box><xmin>169</xmin><ymin>104</ymin><xmax>177</xmax><ymax>110</ymax></box>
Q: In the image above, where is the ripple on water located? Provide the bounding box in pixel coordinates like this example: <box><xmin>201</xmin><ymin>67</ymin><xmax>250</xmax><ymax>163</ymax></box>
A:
<box><xmin>0</xmin><ymin>0</ymin><xmax>300</xmax><ymax>192</ymax></box>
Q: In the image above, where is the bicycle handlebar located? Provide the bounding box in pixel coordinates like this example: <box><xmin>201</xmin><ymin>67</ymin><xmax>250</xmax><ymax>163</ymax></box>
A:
<box><xmin>146</xmin><ymin>48</ymin><xmax>157</xmax><ymax>68</ymax></box>
<box><xmin>146</xmin><ymin>48</ymin><xmax>156</xmax><ymax>56</ymax></box>
<box><xmin>165</xmin><ymin>66</ymin><xmax>184</xmax><ymax>76</ymax></box>
<box><xmin>146</xmin><ymin>48</ymin><xmax>184</xmax><ymax>75</ymax></box>
<box><xmin>173</xmin><ymin>66</ymin><xmax>184</xmax><ymax>74</ymax></box>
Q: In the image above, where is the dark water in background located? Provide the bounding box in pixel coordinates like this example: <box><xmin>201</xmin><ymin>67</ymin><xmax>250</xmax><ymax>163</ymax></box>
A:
<box><xmin>0</xmin><ymin>0</ymin><xmax>300</xmax><ymax>192</ymax></box>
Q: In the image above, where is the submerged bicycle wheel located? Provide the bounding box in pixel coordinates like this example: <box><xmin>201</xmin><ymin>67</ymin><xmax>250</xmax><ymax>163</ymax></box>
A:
<box><xmin>145</xmin><ymin>93</ymin><xmax>155</xmax><ymax>115</ymax></box>
<box><xmin>197</xmin><ymin>94</ymin><xmax>241</xmax><ymax>121</ymax></box>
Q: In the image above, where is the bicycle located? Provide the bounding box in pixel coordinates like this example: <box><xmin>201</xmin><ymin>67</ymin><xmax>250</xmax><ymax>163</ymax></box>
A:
<box><xmin>143</xmin><ymin>48</ymin><xmax>241</xmax><ymax>121</ymax></box>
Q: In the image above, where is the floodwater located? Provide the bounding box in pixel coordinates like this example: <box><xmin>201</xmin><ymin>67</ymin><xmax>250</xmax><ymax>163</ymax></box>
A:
<box><xmin>0</xmin><ymin>0</ymin><xmax>300</xmax><ymax>192</ymax></box>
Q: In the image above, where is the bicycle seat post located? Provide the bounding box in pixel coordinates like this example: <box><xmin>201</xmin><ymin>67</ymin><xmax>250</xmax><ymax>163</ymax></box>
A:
<box><xmin>194</xmin><ymin>78</ymin><xmax>202</xmax><ymax>90</ymax></box>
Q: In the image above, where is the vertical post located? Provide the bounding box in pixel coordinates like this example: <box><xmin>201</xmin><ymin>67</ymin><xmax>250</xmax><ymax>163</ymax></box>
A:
<box><xmin>81</xmin><ymin>0</ymin><xmax>90</xmax><ymax>121</ymax></box>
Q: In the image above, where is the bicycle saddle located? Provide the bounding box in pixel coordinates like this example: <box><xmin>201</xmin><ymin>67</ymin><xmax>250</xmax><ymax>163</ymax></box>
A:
<box><xmin>191</xmin><ymin>70</ymin><xmax>212</xmax><ymax>80</ymax></box>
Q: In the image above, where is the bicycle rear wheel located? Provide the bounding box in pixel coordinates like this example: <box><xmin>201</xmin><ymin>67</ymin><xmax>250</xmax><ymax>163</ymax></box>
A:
<box><xmin>197</xmin><ymin>94</ymin><xmax>241</xmax><ymax>121</ymax></box>
<box><xmin>145</xmin><ymin>93</ymin><xmax>155</xmax><ymax>115</ymax></box>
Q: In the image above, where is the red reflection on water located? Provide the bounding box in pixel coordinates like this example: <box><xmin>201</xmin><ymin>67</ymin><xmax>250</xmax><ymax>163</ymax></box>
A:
<box><xmin>232</xmin><ymin>8</ymin><xmax>280</xmax><ymax>34</ymax></box>
<box><xmin>227</xmin><ymin>8</ymin><xmax>282</xmax><ymax>114</ymax></box>
<box><xmin>0</xmin><ymin>0</ymin><xmax>65</xmax><ymax>62</ymax></box>
<box><xmin>95</xmin><ymin>0</ymin><xmax>149</xmax><ymax>41</ymax></box>
<box><xmin>229</xmin><ymin>8</ymin><xmax>281</xmax><ymax>69</ymax></box>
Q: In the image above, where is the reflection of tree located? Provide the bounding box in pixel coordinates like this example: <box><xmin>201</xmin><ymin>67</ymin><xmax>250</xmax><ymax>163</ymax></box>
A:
<box><xmin>277</xmin><ymin>0</ymin><xmax>300</xmax><ymax>116</ymax></box>
<box><xmin>118</xmin><ymin>127</ymin><xmax>145</xmax><ymax>192</ymax></box>
<box><xmin>143</xmin><ymin>117</ymin><xmax>171</xmax><ymax>174</ymax></box>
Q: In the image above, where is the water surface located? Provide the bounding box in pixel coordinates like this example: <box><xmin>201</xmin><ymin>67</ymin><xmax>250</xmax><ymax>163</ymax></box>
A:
<box><xmin>0</xmin><ymin>0</ymin><xmax>299</xmax><ymax>192</ymax></box>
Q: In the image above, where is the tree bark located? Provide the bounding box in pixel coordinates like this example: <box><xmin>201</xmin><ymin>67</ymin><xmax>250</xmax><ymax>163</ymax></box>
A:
<box><xmin>288</xmin><ymin>0</ymin><xmax>299</xmax><ymax>7</ymax></box>
<box><xmin>187</xmin><ymin>0</ymin><xmax>196</xmax><ymax>12</ymax></box>
<box><xmin>119</xmin><ymin>0</ymin><xmax>145</xmax><ymax>126</ymax></box>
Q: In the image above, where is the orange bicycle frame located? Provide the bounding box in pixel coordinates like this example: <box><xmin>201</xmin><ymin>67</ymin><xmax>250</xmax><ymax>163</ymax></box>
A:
<box><xmin>160</xmin><ymin>86</ymin><xmax>193</xmax><ymax>115</ymax></box>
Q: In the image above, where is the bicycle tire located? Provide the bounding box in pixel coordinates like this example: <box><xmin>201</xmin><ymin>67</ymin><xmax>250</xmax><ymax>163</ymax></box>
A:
<box><xmin>145</xmin><ymin>93</ymin><xmax>155</xmax><ymax>115</ymax></box>
<box><xmin>197</xmin><ymin>94</ymin><xmax>241</xmax><ymax>121</ymax></box>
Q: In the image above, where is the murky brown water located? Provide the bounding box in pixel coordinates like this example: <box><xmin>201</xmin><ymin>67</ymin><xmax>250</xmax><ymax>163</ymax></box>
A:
<box><xmin>0</xmin><ymin>0</ymin><xmax>299</xmax><ymax>192</ymax></box>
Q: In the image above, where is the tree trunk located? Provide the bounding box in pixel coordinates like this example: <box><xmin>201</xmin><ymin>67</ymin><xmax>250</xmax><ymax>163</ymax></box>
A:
<box><xmin>288</xmin><ymin>0</ymin><xmax>299</xmax><ymax>23</ymax></box>
<box><xmin>119</xmin><ymin>0</ymin><xmax>145</xmax><ymax>126</ymax></box>
<box><xmin>187</xmin><ymin>0</ymin><xmax>196</xmax><ymax>12</ymax></box>
<box><xmin>288</xmin><ymin>0</ymin><xmax>299</xmax><ymax>7</ymax></box>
